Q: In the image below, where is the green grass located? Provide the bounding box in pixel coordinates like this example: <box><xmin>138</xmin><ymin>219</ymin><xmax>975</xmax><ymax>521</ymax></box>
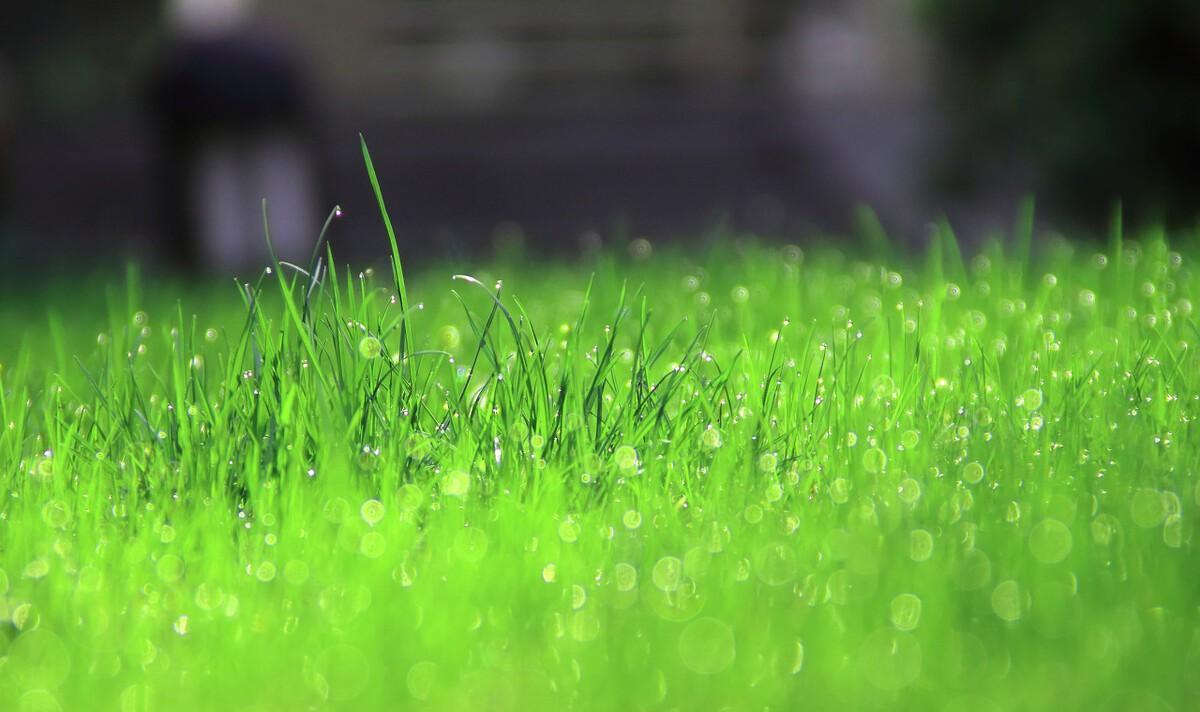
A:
<box><xmin>1</xmin><ymin>178</ymin><xmax>1198</xmax><ymax>710</ymax></box>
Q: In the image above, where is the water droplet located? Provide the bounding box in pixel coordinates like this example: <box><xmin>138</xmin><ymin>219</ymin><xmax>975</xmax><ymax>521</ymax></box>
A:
<box><xmin>1029</xmin><ymin>519</ymin><xmax>1073</xmax><ymax>564</ymax></box>
<box><xmin>897</xmin><ymin>478</ymin><xmax>922</xmax><ymax>505</ymax></box>
<box><xmin>255</xmin><ymin>561</ymin><xmax>277</xmax><ymax>582</ymax></box>
<box><xmin>406</xmin><ymin>661</ymin><xmax>438</xmax><ymax>701</ymax></box>
<box><xmin>890</xmin><ymin>593</ymin><xmax>923</xmax><ymax>631</ymax></box>
<box><xmin>963</xmin><ymin>461</ymin><xmax>985</xmax><ymax>485</ymax></box>
<box><xmin>909</xmin><ymin>529</ymin><xmax>934</xmax><ymax>562</ymax></box>
<box><xmin>614</xmin><ymin>445</ymin><xmax>639</xmax><ymax>473</ymax></box>
<box><xmin>442</xmin><ymin>471</ymin><xmax>470</xmax><ymax>498</ymax></box>
<box><xmin>957</xmin><ymin>550</ymin><xmax>992</xmax><ymax>591</ymax></box>
<box><xmin>360</xmin><ymin>532</ymin><xmax>387</xmax><ymax>559</ymax></box>
<box><xmin>862</xmin><ymin>447</ymin><xmax>887</xmax><ymax>474</ymax></box>
<box><xmin>7</xmin><ymin>630</ymin><xmax>71</xmax><ymax>689</ymax></box>
<box><xmin>678</xmin><ymin>617</ymin><xmax>736</xmax><ymax>674</ymax></box>
<box><xmin>360</xmin><ymin>499</ymin><xmax>385</xmax><ymax>526</ymax></box>
<box><xmin>558</xmin><ymin>519</ymin><xmax>580</xmax><ymax>543</ymax></box>
<box><xmin>753</xmin><ymin>541</ymin><xmax>798</xmax><ymax>586</ymax></box>
<box><xmin>1130</xmin><ymin>489</ymin><xmax>1166</xmax><ymax>528</ymax></box>
<box><xmin>754</xmin><ymin>451</ymin><xmax>778</xmax><ymax>474</ymax></box>
<box><xmin>358</xmin><ymin>336</ymin><xmax>383</xmax><ymax>360</ymax></box>
<box><xmin>615</xmin><ymin>563</ymin><xmax>638</xmax><ymax>592</ymax></box>
<box><xmin>652</xmin><ymin>556</ymin><xmax>684</xmax><ymax>592</ymax></box>
<box><xmin>156</xmin><ymin>555</ymin><xmax>183</xmax><ymax>583</ymax></box>
<box><xmin>830</xmin><ymin>478</ymin><xmax>850</xmax><ymax>504</ymax></box>
<box><xmin>991</xmin><ymin>580</ymin><xmax>1023</xmax><ymax>622</ymax></box>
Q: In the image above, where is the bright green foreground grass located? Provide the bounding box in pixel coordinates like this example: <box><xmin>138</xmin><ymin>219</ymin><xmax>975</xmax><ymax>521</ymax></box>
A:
<box><xmin>1</xmin><ymin>212</ymin><xmax>1198</xmax><ymax>709</ymax></box>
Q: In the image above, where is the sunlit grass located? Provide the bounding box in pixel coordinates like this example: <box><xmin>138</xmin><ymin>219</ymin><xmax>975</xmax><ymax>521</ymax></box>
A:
<box><xmin>1</xmin><ymin>183</ymin><xmax>1197</xmax><ymax>710</ymax></box>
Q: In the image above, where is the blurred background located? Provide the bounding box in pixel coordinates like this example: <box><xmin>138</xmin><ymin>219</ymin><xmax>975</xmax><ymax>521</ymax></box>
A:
<box><xmin>0</xmin><ymin>0</ymin><xmax>1197</xmax><ymax>273</ymax></box>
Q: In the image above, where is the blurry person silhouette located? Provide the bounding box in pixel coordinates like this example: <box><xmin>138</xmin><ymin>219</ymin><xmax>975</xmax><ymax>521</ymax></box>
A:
<box><xmin>149</xmin><ymin>0</ymin><xmax>318</xmax><ymax>273</ymax></box>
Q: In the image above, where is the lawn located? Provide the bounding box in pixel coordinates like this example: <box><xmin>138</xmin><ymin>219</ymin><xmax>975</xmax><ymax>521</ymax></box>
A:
<box><xmin>1</xmin><ymin>164</ymin><xmax>1197</xmax><ymax>710</ymax></box>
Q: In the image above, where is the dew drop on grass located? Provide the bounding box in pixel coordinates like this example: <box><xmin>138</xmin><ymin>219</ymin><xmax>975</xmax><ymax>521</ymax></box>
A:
<box><xmin>34</xmin><ymin>457</ymin><xmax>54</xmax><ymax>482</ymax></box>
<box><xmin>622</xmin><ymin>510</ymin><xmax>643</xmax><ymax>530</ymax></box>
<box><xmin>757</xmin><ymin>452</ymin><xmax>778</xmax><ymax>474</ymax></box>
<box><xmin>956</xmin><ymin>550</ymin><xmax>992</xmax><ymax>591</ymax></box>
<box><xmin>395</xmin><ymin>484</ymin><xmax>424</xmax><ymax>512</ymax></box>
<box><xmin>360</xmin><ymin>499</ymin><xmax>385</xmax><ymax>526</ymax></box>
<box><xmin>156</xmin><ymin>555</ymin><xmax>183</xmax><ymax>583</ymax></box>
<box><xmin>358</xmin><ymin>336</ymin><xmax>383</xmax><ymax>360</ymax></box>
<box><xmin>963</xmin><ymin>461</ymin><xmax>985</xmax><ymax>485</ymax></box>
<box><xmin>890</xmin><ymin>593</ymin><xmax>923</xmax><ymax>631</ymax></box>
<box><xmin>872</xmin><ymin>374</ymin><xmax>896</xmax><ymax>398</ymax></box>
<box><xmin>683</xmin><ymin>547</ymin><xmax>712</xmax><ymax>579</ymax></box>
<box><xmin>862</xmin><ymin>447</ymin><xmax>887</xmax><ymax>474</ymax></box>
<box><xmin>909</xmin><ymin>530</ymin><xmax>934</xmax><ymax>562</ymax></box>
<box><xmin>897</xmin><ymin>478</ymin><xmax>922</xmax><ymax>505</ymax></box>
<box><xmin>7</xmin><ymin>630</ymin><xmax>71</xmax><ymax>690</ymax></box>
<box><xmin>359</xmin><ymin>532</ymin><xmax>386</xmax><ymax>559</ymax></box>
<box><xmin>441</xmin><ymin>470</ymin><xmax>470</xmax><ymax>498</ymax></box>
<box><xmin>571</xmin><ymin>584</ymin><xmax>588</xmax><ymax>609</ymax></box>
<box><xmin>652</xmin><ymin>556</ymin><xmax>684</xmax><ymax>592</ymax></box>
<box><xmin>1020</xmin><ymin>388</ymin><xmax>1043</xmax><ymax>411</ymax></box>
<box><xmin>406</xmin><ymin>661</ymin><xmax>438</xmax><ymax>701</ymax></box>
<box><xmin>557</xmin><ymin>519</ymin><xmax>580</xmax><ymax>543</ymax></box>
<box><xmin>1163</xmin><ymin>514</ymin><xmax>1183</xmax><ymax>548</ymax></box>
<box><xmin>991</xmin><ymin>580</ymin><xmax>1023</xmax><ymax>622</ymax></box>
<box><xmin>701</xmin><ymin>427</ymin><xmax>723</xmax><ymax>449</ymax></box>
<box><xmin>437</xmin><ymin>325</ymin><xmax>461</xmax><ymax>351</ymax></box>
<box><xmin>1091</xmin><ymin>514</ymin><xmax>1118</xmax><ymax>546</ymax></box>
<box><xmin>569</xmin><ymin>608</ymin><xmax>602</xmax><ymax>642</ymax></box>
<box><xmin>830</xmin><ymin>478</ymin><xmax>850</xmax><ymax>504</ymax></box>
<box><xmin>743</xmin><ymin>504</ymin><xmax>763</xmax><ymax>524</ymax></box>
<box><xmin>324</xmin><ymin>498</ymin><xmax>350</xmax><ymax>524</ymax></box>
<box><xmin>23</xmin><ymin>558</ymin><xmax>50</xmax><ymax>580</ymax></box>
<box><xmin>629</xmin><ymin>238</ymin><xmax>652</xmax><ymax>261</ymax></box>
<box><xmin>753</xmin><ymin>541</ymin><xmax>798</xmax><ymax>586</ymax></box>
<box><xmin>21</xmin><ymin>689</ymin><xmax>63</xmax><ymax>712</ymax></box>
<box><xmin>542</xmin><ymin>564</ymin><xmax>557</xmax><ymax>583</ymax></box>
<box><xmin>614</xmin><ymin>445</ymin><xmax>639</xmax><ymax>473</ymax></box>
<box><xmin>614</xmin><ymin>563</ymin><xmax>638</xmax><ymax>592</ymax></box>
<box><xmin>678</xmin><ymin>617</ymin><xmax>736</xmax><ymax>675</ymax></box>
<box><xmin>900</xmin><ymin>429</ymin><xmax>920</xmax><ymax>449</ymax></box>
<box><xmin>40</xmin><ymin>500</ymin><xmax>70</xmax><ymax>529</ymax></box>
<box><xmin>255</xmin><ymin>561</ymin><xmax>277</xmax><ymax>582</ymax></box>
<box><xmin>1130</xmin><ymin>489</ymin><xmax>1166</xmax><ymax>528</ymax></box>
<box><xmin>1029</xmin><ymin>519</ymin><xmax>1073</xmax><ymax>564</ymax></box>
